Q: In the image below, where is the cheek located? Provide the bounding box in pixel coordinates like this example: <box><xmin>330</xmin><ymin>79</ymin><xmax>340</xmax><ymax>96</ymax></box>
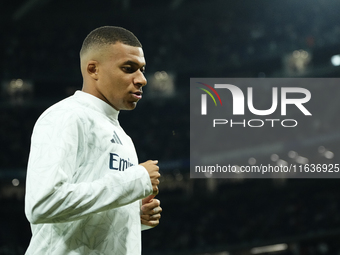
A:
<box><xmin>102</xmin><ymin>72</ymin><xmax>131</xmax><ymax>96</ymax></box>
<box><xmin>118</xmin><ymin>79</ymin><xmax>132</xmax><ymax>92</ymax></box>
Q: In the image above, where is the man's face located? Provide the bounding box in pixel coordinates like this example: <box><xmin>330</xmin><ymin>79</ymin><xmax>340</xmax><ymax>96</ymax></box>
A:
<box><xmin>95</xmin><ymin>42</ymin><xmax>147</xmax><ymax>111</ymax></box>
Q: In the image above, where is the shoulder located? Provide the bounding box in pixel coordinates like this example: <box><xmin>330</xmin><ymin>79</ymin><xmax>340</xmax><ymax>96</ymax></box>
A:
<box><xmin>35</xmin><ymin>95</ymin><xmax>88</xmax><ymax>128</ymax></box>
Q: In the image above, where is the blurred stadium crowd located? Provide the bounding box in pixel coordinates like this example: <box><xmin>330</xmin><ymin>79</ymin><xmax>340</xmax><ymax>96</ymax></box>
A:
<box><xmin>1</xmin><ymin>0</ymin><xmax>340</xmax><ymax>254</ymax></box>
<box><xmin>2</xmin><ymin>0</ymin><xmax>340</xmax><ymax>80</ymax></box>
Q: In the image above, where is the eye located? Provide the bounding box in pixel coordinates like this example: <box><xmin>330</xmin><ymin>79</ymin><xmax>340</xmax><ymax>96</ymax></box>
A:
<box><xmin>122</xmin><ymin>66</ymin><xmax>133</xmax><ymax>73</ymax></box>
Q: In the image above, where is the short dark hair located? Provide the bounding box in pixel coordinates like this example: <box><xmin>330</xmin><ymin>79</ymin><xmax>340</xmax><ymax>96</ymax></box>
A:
<box><xmin>80</xmin><ymin>26</ymin><xmax>142</xmax><ymax>56</ymax></box>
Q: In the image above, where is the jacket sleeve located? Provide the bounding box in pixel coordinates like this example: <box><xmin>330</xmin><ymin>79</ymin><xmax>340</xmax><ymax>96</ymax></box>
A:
<box><xmin>141</xmin><ymin>224</ymin><xmax>153</xmax><ymax>231</ymax></box>
<box><xmin>25</xmin><ymin>109</ymin><xmax>153</xmax><ymax>224</ymax></box>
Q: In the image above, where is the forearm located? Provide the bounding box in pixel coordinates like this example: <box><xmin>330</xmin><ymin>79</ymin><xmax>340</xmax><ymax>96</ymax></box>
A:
<box><xmin>25</xmin><ymin>165</ymin><xmax>153</xmax><ymax>224</ymax></box>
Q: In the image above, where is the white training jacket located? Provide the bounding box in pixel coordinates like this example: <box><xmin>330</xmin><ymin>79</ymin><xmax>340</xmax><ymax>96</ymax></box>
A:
<box><xmin>25</xmin><ymin>91</ymin><xmax>153</xmax><ymax>255</ymax></box>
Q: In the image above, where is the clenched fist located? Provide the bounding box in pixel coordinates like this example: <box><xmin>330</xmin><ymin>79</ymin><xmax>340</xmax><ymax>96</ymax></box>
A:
<box><xmin>139</xmin><ymin>160</ymin><xmax>160</xmax><ymax>195</ymax></box>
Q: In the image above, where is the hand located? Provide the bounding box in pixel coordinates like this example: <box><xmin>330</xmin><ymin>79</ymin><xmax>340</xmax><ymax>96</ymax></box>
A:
<box><xmin>139</xmin><ymin>160</ymin><xmax>160</xmax><ymax>195</ymax></box>
<box><xmin>141</xmin><ymin>195</ymin><xmax>162</xmax><ymax>227</ymax></box>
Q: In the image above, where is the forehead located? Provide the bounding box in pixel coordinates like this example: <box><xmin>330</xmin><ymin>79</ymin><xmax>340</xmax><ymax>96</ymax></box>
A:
<box><xmin>107</xmin><ymin>42</ymin><xmax>145</xmax><ymax>66</ymax></box>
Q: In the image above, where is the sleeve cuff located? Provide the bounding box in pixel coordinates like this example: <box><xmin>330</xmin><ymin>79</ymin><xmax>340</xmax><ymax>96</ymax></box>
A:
<box><xmin>141</xmin><ymin>224</ymin><xmax>153</xmax><ymax>231</ymax></box>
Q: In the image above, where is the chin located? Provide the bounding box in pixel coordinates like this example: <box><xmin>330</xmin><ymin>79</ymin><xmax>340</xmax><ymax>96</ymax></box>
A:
<box><xmin>123</xmin><ymin>102</ymin><xmax>138</xmax><ymax>111</ymax></box>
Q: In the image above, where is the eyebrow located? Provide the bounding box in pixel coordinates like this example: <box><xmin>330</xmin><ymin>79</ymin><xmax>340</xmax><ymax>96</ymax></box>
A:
<box><xmin>122</xmin><ymin>60</ymin><xmax>146</xmax><ymax>68</ymax></box>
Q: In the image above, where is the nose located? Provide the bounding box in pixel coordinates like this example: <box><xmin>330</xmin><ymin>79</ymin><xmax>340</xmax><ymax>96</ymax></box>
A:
<box><xmin>134</xmin><ymin>70</ymin><xmax>147</xmax><ymax>88</ymax></box>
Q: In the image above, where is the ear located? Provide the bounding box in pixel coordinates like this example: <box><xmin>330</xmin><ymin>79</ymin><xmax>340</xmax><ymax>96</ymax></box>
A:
<box><xmin>87</xmin><ymin>60</ymin><xmax>99</xmax><ymax>80</ymax></box>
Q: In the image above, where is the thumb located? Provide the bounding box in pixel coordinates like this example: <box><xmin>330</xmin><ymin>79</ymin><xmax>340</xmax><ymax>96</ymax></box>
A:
<box><xmin>142</xmin><ymin>194</ymin><xmax>155</xmax><ymax>205</ymax></box>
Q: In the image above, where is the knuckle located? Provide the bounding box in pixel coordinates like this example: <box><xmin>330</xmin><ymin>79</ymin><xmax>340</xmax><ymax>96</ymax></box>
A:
<box><xmin>153</xmin><ymin>206</ymin><xmax>160</xmax><ymax>213</ymax></box>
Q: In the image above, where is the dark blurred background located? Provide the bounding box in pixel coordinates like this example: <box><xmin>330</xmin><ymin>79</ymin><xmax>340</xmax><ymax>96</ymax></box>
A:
<box><xmin>1</xmin><ymin>0</ymin><xmax>340</xmax><ymax>254</ymax></box>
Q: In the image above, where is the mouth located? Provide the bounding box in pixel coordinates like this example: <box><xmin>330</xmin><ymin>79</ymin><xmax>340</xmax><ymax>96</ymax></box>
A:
<box><xmin>131</xmin><ymin>91</ymin><xmax>143</xmax><ymax>100</ymax></box>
